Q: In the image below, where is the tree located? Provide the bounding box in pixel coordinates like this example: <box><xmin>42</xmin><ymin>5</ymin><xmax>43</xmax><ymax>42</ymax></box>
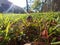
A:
<box><xmin>52</xmin><ymin>0</ymin><xmax>60</xmax><ymax>11</ymax></box>
<box><xmin>31</xmin><ymin>0</ymin><xmax>60</xmax><ymax>12</ymax></box>
<box><xmin>31</xmin><ymin>0</ymin><xmax>41</xmax><ymax>11</ymax></box>
<box><xmin>26</xmin><ymin>0</ymin><xmax>29</xmax><ymax>12</ymax></box>
<box><xmin>42</xmin><ymin>0</ymin><xmax>52</xmax><ymax>12</ymax></box>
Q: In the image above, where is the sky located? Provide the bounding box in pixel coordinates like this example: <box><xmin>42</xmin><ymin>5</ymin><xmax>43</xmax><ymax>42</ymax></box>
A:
<box><xmin>8</xmin><ymin>0</ymin><xmax>26</xmax><ymax>7</ymax></box>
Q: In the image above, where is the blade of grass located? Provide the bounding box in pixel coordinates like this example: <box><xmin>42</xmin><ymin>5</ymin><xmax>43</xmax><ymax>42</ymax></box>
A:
<box><xmin>51</xmin><ymin>41</ymin><xmax>60</xmax><ymax>45</ymax></box>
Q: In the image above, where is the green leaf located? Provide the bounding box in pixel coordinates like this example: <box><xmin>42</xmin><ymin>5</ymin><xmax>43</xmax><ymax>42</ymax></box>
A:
<box><xmin>52</xmin><ymin>37</ymin><xmax>56</xmax><ymax>42</ymax></box>
<box><xmin>51</xmin><ymin>41</ymin><xmax>60</xmax><ymax>45</ymax></box>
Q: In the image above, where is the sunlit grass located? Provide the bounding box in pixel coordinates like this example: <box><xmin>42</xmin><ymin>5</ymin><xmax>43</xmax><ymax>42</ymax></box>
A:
<box><xmin>0</xmin><ymin>12</ymin><xmax>60</xmax><ymax>45</ymax></box>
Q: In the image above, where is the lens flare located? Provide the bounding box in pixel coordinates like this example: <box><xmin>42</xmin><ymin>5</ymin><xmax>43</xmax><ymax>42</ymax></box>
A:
<box><xmin>8</xmin><ymin>0</ymin><xmax>26</xmax><ymax>7</ymax></box>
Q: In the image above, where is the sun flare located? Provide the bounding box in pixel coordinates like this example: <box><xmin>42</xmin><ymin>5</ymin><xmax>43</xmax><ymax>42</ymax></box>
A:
<box><xmin>8</xmin><ymin>0</ymin><xmax>26</xmax><ymax>7</ymax></box>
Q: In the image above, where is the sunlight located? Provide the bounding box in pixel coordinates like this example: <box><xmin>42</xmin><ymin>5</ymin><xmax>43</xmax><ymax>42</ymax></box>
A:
<box><xmin>8</xmin><ymin>0</ymin><xmax>26</xmax><ymax>7</ymax></box>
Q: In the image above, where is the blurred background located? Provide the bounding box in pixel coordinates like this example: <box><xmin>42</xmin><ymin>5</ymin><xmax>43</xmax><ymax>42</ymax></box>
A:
<box><xmin>0</xmin><ymin>0</ymin><xmax>60</xmax><ymax>13</ymax></box>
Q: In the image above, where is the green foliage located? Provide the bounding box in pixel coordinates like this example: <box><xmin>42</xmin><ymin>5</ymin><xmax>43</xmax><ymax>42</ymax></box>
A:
<box><xmin>31</xmin><ymin>0</ymin><xmax>41</xmax><ymax>11</ymax></box>
<box><xmin>51</xmin><ymin>41</ymin><xmax>60</xmax><ymax>45</ymax></box>
<box><xmin>0</xmin><ymin>12</ymin><xmax>60</xmax><ymax>45</ymax></box>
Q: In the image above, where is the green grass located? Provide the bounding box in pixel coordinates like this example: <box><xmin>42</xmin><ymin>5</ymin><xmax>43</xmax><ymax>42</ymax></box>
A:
<box><xmin>0</xmin><ymin>12</ymin><xmax>60</xmax><ymax>45</ymax></box>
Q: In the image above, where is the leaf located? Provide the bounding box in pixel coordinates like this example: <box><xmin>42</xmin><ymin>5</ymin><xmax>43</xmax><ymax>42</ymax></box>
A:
<box><xmin>51</xmin><ymin>41</ymin><xmax>60</xmax><ymax>45</ymax></box>
<box><xmin>5</xmin><ymin>22</ymin><xmax>10</xmax><ymax>37</ymax></box>
<box><xmin>52</xmin><ymin>37</ymin><xmax>56</xmax><ymax>42</ymax></box>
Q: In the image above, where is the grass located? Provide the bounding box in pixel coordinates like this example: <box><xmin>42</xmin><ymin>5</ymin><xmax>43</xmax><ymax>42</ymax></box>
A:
<box><xmin>0</xmin><ymin>12</ymin><xmax>60</xmax><ymax>45</ymax></box>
